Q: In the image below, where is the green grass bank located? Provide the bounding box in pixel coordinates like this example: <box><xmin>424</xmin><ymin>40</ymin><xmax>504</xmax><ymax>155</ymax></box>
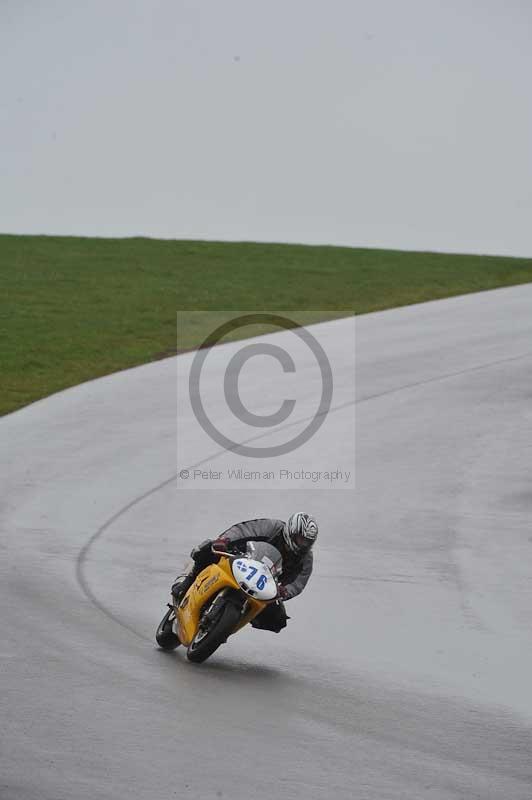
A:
<box><xmin>1</xmin><ymin>234</ymin><xmax>531</xmax><ymax>416</ymax></box>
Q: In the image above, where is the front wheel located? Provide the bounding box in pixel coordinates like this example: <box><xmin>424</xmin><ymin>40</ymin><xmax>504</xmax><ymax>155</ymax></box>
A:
<box><xmin>156</xmin><ymin>606</ymin><xmax>180</xmax><ymax>650</ymax></box>
<box><xmin>187</xmin><ymin>597</ymin><xmax>242</xmax><ymax>663</ymax></box>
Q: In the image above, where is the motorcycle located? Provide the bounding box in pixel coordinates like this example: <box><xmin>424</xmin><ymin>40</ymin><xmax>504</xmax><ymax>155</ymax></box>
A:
<box><xmin>155</xmin><ymin>541</ymin><xmax>283</xmax><ymax>663</ymax></box>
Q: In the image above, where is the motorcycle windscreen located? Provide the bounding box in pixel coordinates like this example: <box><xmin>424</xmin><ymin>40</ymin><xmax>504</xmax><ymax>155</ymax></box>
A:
<box><xmin>244</xmin><ymin>541</ymin><xmax>283</xmax><ymax>577</ymax></box>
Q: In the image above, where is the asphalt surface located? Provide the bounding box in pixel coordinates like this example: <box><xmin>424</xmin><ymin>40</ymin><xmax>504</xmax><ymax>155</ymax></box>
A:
<box><xmin>2</xmin><ymin>285</ymin><xmax>532</xmax><ymax>799</ymax></box>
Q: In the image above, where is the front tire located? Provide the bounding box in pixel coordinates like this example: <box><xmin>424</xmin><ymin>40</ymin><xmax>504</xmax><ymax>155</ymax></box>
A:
<box><xmin>156</xmin><ymin>606</ymin><xmax>180</xmax><ymax>650</ymax></box>
<box><xmin>187</xmin><ymin>597</ymin><xmax>242</xmax><ymax>663</ymax></box>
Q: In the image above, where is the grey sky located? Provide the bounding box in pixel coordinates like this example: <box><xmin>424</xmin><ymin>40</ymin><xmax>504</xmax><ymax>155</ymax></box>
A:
<box><xmin>1</xmin><ymin>0</ymin><xmax>531</xmax><ymax>255</ymax></box>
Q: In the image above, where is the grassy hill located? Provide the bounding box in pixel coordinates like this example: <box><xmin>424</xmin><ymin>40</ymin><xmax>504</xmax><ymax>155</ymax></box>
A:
<box><xmin>1</xmin><ymin>234</ymin><xmax>531</xmax><ymax>416</ymax></box>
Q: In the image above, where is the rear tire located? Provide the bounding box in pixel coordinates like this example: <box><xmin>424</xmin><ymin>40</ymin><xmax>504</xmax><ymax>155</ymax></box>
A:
<box><xmin>187</xmin><ymin>596</ymin><xmax>242</xmax><ymax>663</ymax></box>
<box><xmin>156</xmin><ymin>607</ymin><xmax>180</xmax><ymax>650</ymax></box>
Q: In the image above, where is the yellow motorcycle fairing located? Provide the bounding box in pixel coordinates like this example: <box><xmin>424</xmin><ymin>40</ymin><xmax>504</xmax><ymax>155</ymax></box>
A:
<box><xmin>174</xmin><ymin>556</ymin><xmax>267</xmax><ymax>646</ymax></box>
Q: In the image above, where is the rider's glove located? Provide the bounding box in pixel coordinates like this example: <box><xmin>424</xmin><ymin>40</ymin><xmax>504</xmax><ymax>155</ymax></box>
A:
<box><xmin>278</xmin><ymin>585</ymin><xmax>289</xmax><ymax>601</ymax></box>
<box><xmin>190</xmin><ymin>539</ymin><xmax>213</xmax><ymax>560</ymax></box>
<box><xmin>211</xmin><ymin>537</ymin><xmax>229</xmax><ymax>553</ymax></box>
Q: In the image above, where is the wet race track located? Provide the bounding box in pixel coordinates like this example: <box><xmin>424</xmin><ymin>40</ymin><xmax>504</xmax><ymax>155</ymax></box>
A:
<box><xmin>2</xmin><ymin>286</ymin><xmax>532</xmax><ymax>799</ymax></box>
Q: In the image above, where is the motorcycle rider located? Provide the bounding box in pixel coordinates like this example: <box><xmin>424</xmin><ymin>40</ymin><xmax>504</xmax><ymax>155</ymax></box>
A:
<box><xmin>171</xmin><ymin>512</ymin><xmax>318</xmax><ymax>633</ymax></box>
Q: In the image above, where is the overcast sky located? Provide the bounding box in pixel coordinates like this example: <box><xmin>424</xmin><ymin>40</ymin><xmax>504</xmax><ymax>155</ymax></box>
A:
<box><xmin>1</xmin><ymin>0</ymin><xmax>531</xmax><ymax>256</ymax></box>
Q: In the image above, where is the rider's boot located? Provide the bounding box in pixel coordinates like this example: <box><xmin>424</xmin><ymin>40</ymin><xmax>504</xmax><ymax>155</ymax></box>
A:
<box><xmin>171</xmin><ymin>573</ymin><xmax>194</xmax><ymax>604</ymax></box>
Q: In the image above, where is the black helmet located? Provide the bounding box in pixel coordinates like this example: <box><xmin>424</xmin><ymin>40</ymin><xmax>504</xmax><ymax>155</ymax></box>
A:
<box><xmin>283</xmin><ymin>512</ymin><xmax>318</xmax><ymax>555</ymax></box>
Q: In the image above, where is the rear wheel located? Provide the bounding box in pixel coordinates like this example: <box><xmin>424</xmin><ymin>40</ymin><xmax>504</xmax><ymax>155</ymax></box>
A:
<box><xmin>187</xmin><ymin>596</ymin><xmax>242</xmax><ymax>663</ymax></box>
<box><xmin>155</xmin><ymin>606</ymin><xmax>180</xmax><ymax>650</ymax></box>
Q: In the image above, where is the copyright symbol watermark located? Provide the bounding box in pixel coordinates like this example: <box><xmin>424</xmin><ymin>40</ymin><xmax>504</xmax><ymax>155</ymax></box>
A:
<box><xmin>187</xmin><ymin>314</ymin><xmax>333</xmax><ymax>458</ymax></box>
<box><xmin>176</xmin><ymin>310</ymin><xmax>355</xmax><ymax>489</ymax></box>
